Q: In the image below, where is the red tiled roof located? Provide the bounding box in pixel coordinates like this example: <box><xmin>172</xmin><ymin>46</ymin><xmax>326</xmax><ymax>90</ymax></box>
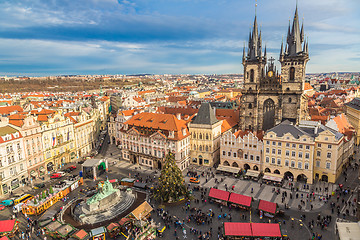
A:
<box><xmin>258</xmin><ymin>200</ymin><xmax>277</xmax><ymax>214</ymax></box>
<box><xmin>208</xmin><ymin>188</ymin><xmax>230</xmax><ymax>202</ymax></box>
<box><xmin>0</xmin><ymin>106</ymin><xmax>23</xmax><ymax>115</ymax></box>
<box><xmin>228</xmin><ymin>193</ymin><xmax>252</xmax><ymax>207</ymax></box>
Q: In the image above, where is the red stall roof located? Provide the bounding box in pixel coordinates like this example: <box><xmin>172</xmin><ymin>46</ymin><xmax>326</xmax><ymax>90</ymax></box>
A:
<box><xmin>208</xmin><ymin>188</ymin><xmax>230</xmax><ymax>201</ymax></box>
<box><xmin>258</xmin><ymin>200</ymin><xmax>277</xmax><ymax>214</ymax></box>
<box><xmin>251</xmin><ymin>223</ymin><xmax>282</xmax><ymax>237</ymax></box>
<box><xmin>0</xmin><ymin>219</ymin><xmax>16</xmax><ymax>233</ymax></box>
<box><xmin>224</xmin><ymin>222</ymin><xmax>252</xmax><ymax>236</ymax></box>
<box><xmin>228</xmin><ymin>193</ymin><xmax>252</xmax><ymax>207</ymax></box>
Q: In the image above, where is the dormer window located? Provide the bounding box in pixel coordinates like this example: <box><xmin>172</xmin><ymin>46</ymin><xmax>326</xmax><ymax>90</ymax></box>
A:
<box><xmin>182</xmin><ymin>128</ymin><xmax>186</xmax><ymax>136</ymax></box>
<box><xmin>169</xmin><ymin>131</ymin><xmax>175</xmax><ymax>138</ymax></box>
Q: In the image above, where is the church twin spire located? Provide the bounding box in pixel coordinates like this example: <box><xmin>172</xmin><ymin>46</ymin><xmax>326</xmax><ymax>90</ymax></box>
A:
<box><xmin>282</xmin><ymin>4</ymin><xmax>308</xmax><ymax>58</ymax></box>
<box><xmin>243</xmin><ymin>13</ymin><xmax>266</xmax><ymax>62</ymax></box>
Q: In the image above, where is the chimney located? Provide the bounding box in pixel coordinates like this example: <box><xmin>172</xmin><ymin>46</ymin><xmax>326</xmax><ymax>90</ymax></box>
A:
<box><xmin>176</xmin><ymin>113</ymin><xmax>181</xmax><ymax>120</ymax></box>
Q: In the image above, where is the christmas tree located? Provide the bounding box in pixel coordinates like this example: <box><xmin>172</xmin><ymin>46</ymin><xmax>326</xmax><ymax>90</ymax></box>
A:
<box><xmin>154</xmin><ymin>152</ymin><xmax>188</xmax><ymax>203</ymax></box>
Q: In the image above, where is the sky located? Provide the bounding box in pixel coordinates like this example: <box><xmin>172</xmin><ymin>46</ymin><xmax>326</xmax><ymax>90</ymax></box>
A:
<box><xmin>0</xmin><ymin>0</ymin><xmax>359</xmax><ymax>76</ymax></box>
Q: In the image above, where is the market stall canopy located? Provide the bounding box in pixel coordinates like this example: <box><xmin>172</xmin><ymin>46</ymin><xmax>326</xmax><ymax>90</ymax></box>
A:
<box><xmin>71</xmin><ymin>229</ymin><xmax>90</xmax><ymax>240</ymax></box>
<box><xmin>251</xmin><ymin>223</ymin><xmax>282</xmax><ymax>237</ymax></box>
<box><xmin>0</xmin><ymin>219</ymin><xmax>18</xmax><ymax>235</ymax></box>
<box><xmin>262</xmin><ymin>173</ymin><xmax>283</xmax><ymax>182</ymax></box>
<box><xmin>216</xmin><ymin>165</ymin><xmax>240</xmax><ymax>174</ymax></box>
<box><xmin>82</xmin><ymin>158</ymin><xmax>104</xmax><ymax>168</ymax></box>
<box><xmin>228</xmin><ymin>193</ymin><xmax>252</xmax><ymax>207</ymax></box>
<box><xmin>90</xmin><ymin>227</ymin><xmax>106</xmax><ymax>237</ymax></box>
<box><xmin>336</xmin><ymin>222</ymin><xmax>360</xmax><ymax>240</ymax></box>
<box><xmin>258</xmin><ymin>200</ymin><xmax>277</xmax><ymax>214</ymax></box>
<box><xmin>129</xmin><ymin>201</ymin><xmax>153</xmax><ymax>220</ymax></box>
<box><xmin>245</xmin><ymin>170</ymin><xmax>260</xmax><ymax>177</ymax></box>
<box><xmin>224</xmin><ymin>222</ymin><xmax>252</xmax><ymax>236</ymax></box>
<box><xmin>208</xmin><ymin>188</ymin><xmax>230</xmax><ymax>202</ymax></box>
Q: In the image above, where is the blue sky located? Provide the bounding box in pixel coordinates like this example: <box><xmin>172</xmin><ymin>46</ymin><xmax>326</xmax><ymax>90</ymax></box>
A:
<box><xmin>0</xmin><ymin>0</ymin><xmax>359</xmax><ymax>76</ymax></box>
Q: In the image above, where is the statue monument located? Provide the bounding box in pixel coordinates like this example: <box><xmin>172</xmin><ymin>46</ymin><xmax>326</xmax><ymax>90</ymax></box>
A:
<box><xmin>85</xmin><ymin>179</ymin><xmax>121</xmax><ymax>212</ymax></box>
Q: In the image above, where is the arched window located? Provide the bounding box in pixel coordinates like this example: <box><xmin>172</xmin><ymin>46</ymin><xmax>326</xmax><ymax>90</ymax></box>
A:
<box><xmin>290</xmin><ymin>67</ymin><xmax>295</xmax><ymax>81</ymax></box>
<box><xmin>289</xmin><ymin>97</ymin><xmax>292</xmax><ymax>103</ymax></box>
<box><xmin>205</xmin><ymin>145</ymin><xmax>208</xmax><ymax>151</ymax></box>
<box><xmin>199</xmin><ymin>133</ymin><xmax>202</xmax><ymax>140</ymax></box>
<box><xmin>206</xmin><ymin>133</ymin><xmax>209</xmax><ymax>140</ymax></box>
<box><xmin>248</xmin><ymin>103</ymin><xmax>252</xmax><ymax>109</ymax></box>
<box><xmin>286</xmin><ymin>87</ymin><xmax>290</xmax><ymax>91</ymax></box>
<box><xmin>250</xmin><ymin>69</ymin><xmax>254</xmax><ymax>82</ymax></box>
<box><xmin>199</xmin><ymin>145</ymin><xmax>202</xmax><ymax>151</ymax></box>
<box><xmin>248</xmin><ymin>125</ymin><xmax>252</xmax><ymax>130</ymax></box>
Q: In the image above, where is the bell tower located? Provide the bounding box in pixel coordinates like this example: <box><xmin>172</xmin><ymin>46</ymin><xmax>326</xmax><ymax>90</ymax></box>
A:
<box><xmin>280</xmin><ymin>4</ymin><xmax>309</xmax><ymax>123</ymax></box>
<box><xmin>240</xmin><ymin>6</ymin><xmax>267</xmax><ymax>131</ymax></box>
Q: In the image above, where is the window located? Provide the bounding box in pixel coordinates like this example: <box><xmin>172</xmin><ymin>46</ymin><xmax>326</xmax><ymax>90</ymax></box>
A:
<box><xmin>233</xmin><ymin>152</ymin><xmax>237</xmax><ymax>158</ymax></box>
<box><xmin>286</xmin><ymin>143</ymin><xmax>290</xmax><ymax>147</ymax></box>
<box><xmin>317</xmin><ymin>151</ymin><xmax>321</xmax><ymax>157</ymax></box>
<box><xmin>228</xmin><ymin>152</ymin><xmax>231</xmax><ymax>157</ymax></box>
<box><xmin>266</xmin><ymin>141</ymin><xmax>270</xmax><ymax>145</ymax></box>
<box><xmin>256</xmin><ymin>156</ymin><xmax>260</xmax><ymax>161</ymax></box>
<box><xmin>306</xmin><ymin>145</ymin><xmax>310</xmax><ymax>150</ymax></box>
<box><xmin>305</xmin><ymin>153</ymin><xmax>310</xmax><ymax>159</ymax></box>
<box><xmin>299</xmin><ymin>144</ymin><xmax>303</xmax><ymax>149</ymax></box>
<box><xmin>244</xmin><ymin>154</ymin><xmax>248</xmax><ymax>159</ymax></box>
<box><xmin>266</xmin><ymin>148</ymin><xmax>269</xmax><ymax>153</ymax></box>
<box><xmin>318</xmin><ymin>143</ymin><xmax>322</xmax><ymax>147</ymax></box>
<box><xmin>222</xmin><ymin>151</ymin><xmax>226</xmax><ymax>156</ymax></box>
<box><xmin>285</xmin><ymin>160</ymin><xmax>289</xmax><ymax>166</ymax></box>
<box><xmin>328</xmin><ymin>145</ymin><xmax>332</xmax><ymax>149</ymax></box>
<box><xmin>298</xmin><ymin>152</ymin><xmax>303</xmax><ymax>158</ymax></box>
<box><xmin>305</xmin><ymin>162</ymin><xmax>309</xmax><ymax>170</ymax></box>
<box><xmin>266</xmin><ymin>157</ymin><xmax>269</xmax><ymax>163</ymax></box>
<box><xmin>271</xmin><ymin>158</ymin><xmax>275</xmax><ymax>164</ymax></box>
<box><xmin>277</xmin><ymin>159</ymin><xmax>281</xmax><ymax>165</ymax></box>
<box><xmin>278</xmin><ymin>142</ymin><xmax>282</xmax><ymax>146</ymax></box>
<box><xmin>250</xmin><ymin>155</ymin><xmax>254</xmax><ymax>161</ymax></box>
<box><xmin>325</xmin><ymin>137</ymin><xmax>329</xmax><ymax>141</ymax></box>
<box><xmin>272</xmin><ymin>141</ymin><xmax>276</xmax><ymax>146</ymax></box>
<box><xmin>292</xmin><ymin>151</ymin><xmax>296</xmax><ymax>157</ymax></box>
<box><xmin>292</xmin><ymin>144</ymin><xmax>296</xmax><ymax>148</ymax></box>
<box><xmin>316</xmin><ymin>161</ymin><xmax>320</xmax><ymax>167</ymax></box>
<box><xmin>291</xmin><ymin>161</ymin><xmax>295</xmax><ymax>168</ymax></box>
<box><xmin>298</xmin><ymin>162</ymin><xmax>302</xmax><ymax>169</ymax></box>
<box><xmin>289</xmin><ymin>98</ymin><xmax>292</xmax><ymax>103</ymax></box>
<box><xmin>250</xmin><ymin>69</ymin><xmax>254</xmax><ymax>82</ymax></box>
<box><xmin>327</xmin><ymin>152</ymin><xmax>331</xmax><ymax>158</ymax></box>
<box><xmin>278</xmin><ymin>149</ymin><xmax>281</xmax><ymax>155</ymax></box>
<box><xmin>272</xmin><ymin>149</ymin><xmax>275</xmax><ymax>154</ymax></box>
<box><xmin>290</xmin><ymin>67</ymin><xmax>295</xmax><ymax>81</ymax></box>
<box><xmin>286</xmin><ymin>150</ymin><xmax>290</xmax><ymax>156</ymax></box>
<box><xmin>248</xmin><ymin>103</ymin><xmax>252</xmax><ymax>109</ymax></box>
<box><xmin>326</xmin><ymin>162</ymin><xmax>331</xmax><ymax>169</ymax></box>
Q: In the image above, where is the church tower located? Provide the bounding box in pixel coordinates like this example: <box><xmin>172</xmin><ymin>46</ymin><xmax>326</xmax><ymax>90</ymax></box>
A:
<box><xmin>280</xmin><ymin>4</ymin><xmax>309</xmax><ymax>123</ymax></box>
<box><xmin>240</xmin><ymin>12</ymin><xmax>267</xmax><ymax>131</ymax></box>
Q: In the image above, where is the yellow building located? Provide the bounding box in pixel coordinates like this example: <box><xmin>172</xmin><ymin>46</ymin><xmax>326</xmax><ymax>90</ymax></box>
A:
<box><xmin>189</xmin><ymin>103</ymin><xmax>222</xmax><ymax>167</ymax></box>
<box><xmin>345</xmin><ymin>98</ymin><xmax>360</xmax><ymax>145</ymax></box>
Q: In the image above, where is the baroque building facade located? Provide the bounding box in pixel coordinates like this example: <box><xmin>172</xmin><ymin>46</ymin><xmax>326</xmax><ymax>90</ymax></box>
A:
<box><xmin>239</xmin><ymin>6</ymin><xmax>309</xmax><ymax>131</ymax></box>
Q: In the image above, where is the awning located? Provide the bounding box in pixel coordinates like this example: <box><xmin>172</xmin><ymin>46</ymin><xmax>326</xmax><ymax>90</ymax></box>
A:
<box><xmin>30</xmin><ymin>170</ymin><xmax>37</xmax><ymax>177</ymax></box>
<box><xmin>336</xmin><ymin>222</ymin><xmax>360</xmax><ymax>240</ymax></box>
<box><xmin>246</xmin><ymin>170</ymin><xmax>260</xmax><ymax>177</ymax></box>
<box><xmin>208</xmin><ymin>188</ymin><xmax>230</xmax><ymax>202</ymax></box>
<box><xmin>262</xmin><ymin>173</ymin><xmax>283</xmax><ymax>182</ymax></box>
<box><xmin>258</xmin><ymin>200</ymin><xmax>277</xmax><ymax>214</ymax></box>
<box><xmin>130</xmin><ymin>201</ymin><xmax>153</xmax><ymax>220</ymax></box>
<box><xmin>251</xmin><ymin>223</ymin><xmax>282</xmax><ymax>237</ymax></box>
<box><xmin>224</xmin><ymin>222</ymin><xmax>252</xmax><ymax>236</ymax></box>
<box><xmin>228</xmin><ymin>193</ymin><xmax>252</xmax><ymax>207</ymax></box>
<box><xmin>216</xmin><ymin>165</ymin><xmax>240</xmax><ymax>174</ymax></box>
<box><xmin>0</xmin><ymin>219</ymin><xmax>17</xmax><ymax>234</ymax></box>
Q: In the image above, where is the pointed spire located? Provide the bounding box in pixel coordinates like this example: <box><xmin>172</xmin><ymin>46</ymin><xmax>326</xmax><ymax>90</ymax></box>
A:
<box><xmin>287</xmin><ymin>20</ymin><xmax>291</xmax><ymax>43</ymax></box>
<box><xmin>264</xmin><ymin>45</ymin><xmax>267</xmax><ymax>58</ymax></box>
<box><xmin>300</xmin><ymin>21</ymin><xmax>304</xmax><ymax>43</ymax></box>
<box><xmin>286</xmin><ymin>3</ymin><xmax>304</xmax><ymax>56</ymax></box>
<box><xmin>242</xmin><ymin>43</ymin><xmax>246</xmax><ymax>62</ymax></box>
<box><xmin>280</xmin><ymin>40</ymin><xmax>284</xmax><ymax>57</ymax></box>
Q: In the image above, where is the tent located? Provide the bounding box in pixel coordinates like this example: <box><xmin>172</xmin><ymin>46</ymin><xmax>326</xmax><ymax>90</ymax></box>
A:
<box><xmin>208</xmin><ymin>188</ymin><xmax>230</xmax><ymax>202</ymax></box>
<box><xmin>228</xmin><ymin>193</ymin><xmax>252</xmax><ymax>209</ymax></box>
<box><xmin>224</xmin><ymin>222</ymin><xmax>282</xmax><ymax>238</ymax></box>
<box><xmin>251</xmin><ymin>223</ymin><xmax>282</xmax><ymax>237</ymax></box>
<box><xmin>0</xmin><ymin>219</ymin><xmax>19</xmax><ymax>237</ymax></box>
<box><xmin>224</xmin><ymin>222</ymin><xmax>252</xmax><ymax>237</ymax></box>
<box><xmin>258</xmin><ymin>200</ymin><xmax>277</xmax><ymax>217</ymax></box>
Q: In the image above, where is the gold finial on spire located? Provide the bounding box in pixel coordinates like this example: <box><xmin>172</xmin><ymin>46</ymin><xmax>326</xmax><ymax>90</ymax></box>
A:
<box><xmin>255</xmin><ymin>0</ymin><xmax>258</xmax><ymax>16</ymax></box>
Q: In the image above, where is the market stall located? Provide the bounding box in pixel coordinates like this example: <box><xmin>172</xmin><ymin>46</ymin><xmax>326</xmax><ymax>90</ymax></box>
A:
<box><xmin>224</xmin><ymin>222</ymin><xmax>282</xmax><ymax>240</ymax></box>
<box><xmin>251</xmin><ymin>223</ymin><xmax>282</xmax><ymax>239</ymax></box>
<box><xmin>216</xmin><ymin>165</ymin><xmax>241</xmax><ymax>175</ymax></box>
<box><xmin>243</xmin><ymin>170</ymin><xmax>261</xmax><ymax>181</ymax></box>
<box><xmin>70</xmin><ymin>229</ymin><xmax>90</xmax><ymax>240</ymax></box>
<box><xmin>45</xmin><ymin>221</ymin><xmax>76</xmax><ymax>239</ymax></box>
<box><xmin>127</xmin><ymin>201</ymin><xmax>153</xmax><ymax>220</ymax></box>
<box><xmin>208</xmin><ymin>188</ymin><xmax>230</xmax><ymax>205</ymax></box>
<box><xmin>262</xmin><ymin>173</ymin><xmax>283</xmax><ymax>187</ymax></box>
<box><xmin>228</xmin><ymin>193</ymin><xmax>252</xmax><ymax>210</ymax></box>
<box><xmin>258</xmin><ymin>200</ymin><xmax>278</xmax><ymax>218</ymax></box>
<box><xmin>90</xmin><ymin>227</ymin><xmax>106</xmax><ymax>240</ymax></box>
<box><xmin>0</xmin><ymin>219</ymin><xmax>19</xmax><ymax>238</ymax></box>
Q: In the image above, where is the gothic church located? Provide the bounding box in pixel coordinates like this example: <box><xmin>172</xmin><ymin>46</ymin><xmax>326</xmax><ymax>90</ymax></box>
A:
<box><xmin>239</xmin><ymin>5</ymin><xmax>309</xmax><ymax>131</ymax></box>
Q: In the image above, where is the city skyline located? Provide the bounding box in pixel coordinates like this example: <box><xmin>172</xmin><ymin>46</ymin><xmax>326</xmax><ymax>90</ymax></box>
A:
<box><xmin>0</xmin><ymin>0</ymin><xmax>359</xmax><ymax>76</ymax></box>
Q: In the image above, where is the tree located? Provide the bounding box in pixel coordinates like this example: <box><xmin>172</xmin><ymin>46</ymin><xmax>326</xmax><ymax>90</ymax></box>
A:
<box><xmin>34</xmin><ymin>198</ymin><xmax>37</xmax><ymax>205</ymax></box>
<box><xmin>49</xmin><ymin>185</ymin><xmax>54</xmax><ymax>194</ymax></box>
<box><xmin>154</xmin><ymin>152</ymin><xmax>188</xmax><ymax>203</ymax></box>
<box><xmin>42</xmin><ymin>190</ymin><xmax>46</xmax><ymax>199</ymax></box>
